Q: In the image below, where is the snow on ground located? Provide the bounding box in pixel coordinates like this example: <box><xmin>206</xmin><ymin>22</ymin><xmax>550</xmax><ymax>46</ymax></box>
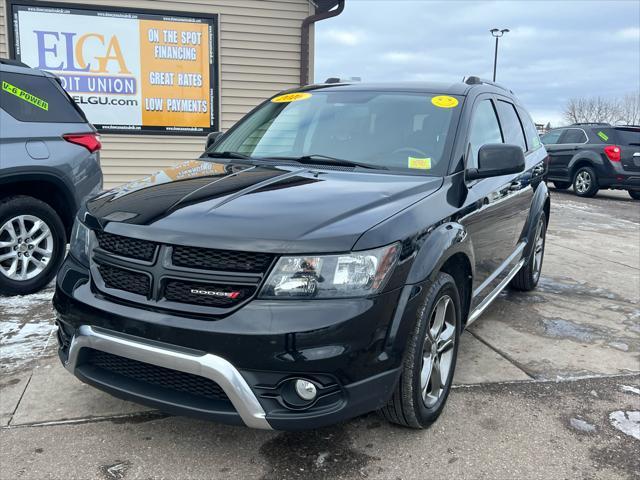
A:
<box><xmin>609</xmin><ymin>411</ymin><xmax>640</xmax><ymax>440</ymax></box>
<box><xmin>0</xmin><ymin>286</ymin><xmax>56</xmax><ymax>373</ymax></box>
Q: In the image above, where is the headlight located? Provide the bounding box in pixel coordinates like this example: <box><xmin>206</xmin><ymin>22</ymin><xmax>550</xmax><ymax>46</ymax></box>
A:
<box><xmin>260</xmin><ymin>243</ymin><xmax>400</xmax><ymax>299</ymax></box>
<box><xmin>69</xmin><ymin>218</ymin><xmax>90</xmax><ymax>266</ymax></box>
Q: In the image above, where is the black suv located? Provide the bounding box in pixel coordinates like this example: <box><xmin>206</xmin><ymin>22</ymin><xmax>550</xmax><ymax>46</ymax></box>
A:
<box><xmin>54</xmin><ymin>78</ymin><xmax>549</xmax><ymax>430</ymax></box>
<box><xmin>541</xmin><ymin>123</ymin><xmax>640</xmax><ymax>199</ymax></box>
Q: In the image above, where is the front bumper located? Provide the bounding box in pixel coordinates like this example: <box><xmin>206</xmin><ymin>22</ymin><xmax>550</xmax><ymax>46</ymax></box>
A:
<box><xmin>54</xmin><ymin>256</ymin><xmax>420</xmax><ymax>430</ymax></box>
<box><xmin>64</xmin><ymin>325</ymin><xmax>271</xmax><ymax>428</ymax></box>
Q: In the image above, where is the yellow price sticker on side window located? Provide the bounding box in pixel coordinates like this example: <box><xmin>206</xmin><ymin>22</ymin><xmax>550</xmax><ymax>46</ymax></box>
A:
<box><xmin>408</xmin><ymin>157</ymin><xmax>431</xmax><ymax>170</ymax></box>
<box><xmin>271</xmin><ymin>92</ymin><xmax>312</xmax><ymax>103</ymax></box>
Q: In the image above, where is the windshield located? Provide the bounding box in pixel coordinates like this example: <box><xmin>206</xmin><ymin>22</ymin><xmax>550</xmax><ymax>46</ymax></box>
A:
<box><xmin>210</xmin><ymin>90</ymin><xmax>461</xmax><ymax>175</ymax></box>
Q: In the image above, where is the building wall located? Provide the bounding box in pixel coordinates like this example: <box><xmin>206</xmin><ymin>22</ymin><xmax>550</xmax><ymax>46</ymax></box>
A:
<box><xmin>0</xmin><ymin>0</ymin><xmax>314</xmax><ymax>188</ymax></box>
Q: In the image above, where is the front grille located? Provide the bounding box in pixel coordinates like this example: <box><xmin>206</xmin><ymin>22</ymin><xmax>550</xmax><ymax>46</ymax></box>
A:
<box><xmin>85</xmin><ymin>349</ymin><xmax>230</xmax><ymax>403</ymax></box>
<box><xmin>164</xmin><ymin>280</ymin><xmax>256</xmax><ymax>307</ymax></box>
<box><xmin>172</xmin><ymin>246</ymin><xmax>273</xmax><ymax>273</ymax></box>
<box><xmin>98</xmin><ymin>263</ymin><xmax>150</xmax><ymax>297</ymax></box>
<box><xmin>92</xmin><ymin>231</ymin><xmax>271</xmax><ymax>311</ymax></box>
<box><xmin>96</xmin><ymin>231</ymin><xmax>157</xmax><ymax>261</ymax></box>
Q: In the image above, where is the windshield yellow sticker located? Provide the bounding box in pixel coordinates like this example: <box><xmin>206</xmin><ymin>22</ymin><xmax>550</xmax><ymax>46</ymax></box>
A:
<box><xmin>598</xmin><ymin>131</ymin><xmax>609</xmax><ymax>142</ymax></box>
<box><xmin>271</xmin><ymin>92</ymin><xmax>312</xmax><ymax>103</ymax></box>
<box><xmin>431</xmin><ymin>95</ymin><xmax>458</xmax><ymax>109</ymax></box>
<box><xmin>408</xmin><ymin>157</ymin><xmax>431</xmax><ymax>170</ymax></box>
<box><xmin>2</xmin><ymin>81</ymin><xmax>49</xmax><ymax>111</ymax></box>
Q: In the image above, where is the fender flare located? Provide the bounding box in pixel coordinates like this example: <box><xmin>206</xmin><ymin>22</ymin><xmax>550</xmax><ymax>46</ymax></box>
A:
<box><xmin>0</xmin><ymin>168</ymin><xmax>78</xmax><ymax>233</ymax></box>
<box><xmin>568</xmin><ymin>151</ymin><xmax>603</xmax><ymax>178</ymax></box>
<box><xmin>405</xmin><ymin>221</ymin><xmax>475</xmax><ymax>285</ymax></box>
<box><xmin>519</xmin><ymin>182</ymin><xmax>550</xmax><ymax>260</ymax></box>
<box><xmin>380</xmin><ymin>222</ymin><xmax>474</xmax><ymax>362</ymax></box>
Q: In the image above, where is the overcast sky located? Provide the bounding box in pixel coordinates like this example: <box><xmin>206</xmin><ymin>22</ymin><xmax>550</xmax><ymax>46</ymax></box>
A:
<box><xmin>314</xmin><ymin>0</ymin><xmax>640</xmax><ymax>126</ymax></box>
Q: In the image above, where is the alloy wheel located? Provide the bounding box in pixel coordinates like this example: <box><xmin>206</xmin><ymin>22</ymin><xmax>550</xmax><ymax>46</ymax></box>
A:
<box><xmin>532</xmin><ymin>217</ymin><xmax>546</xmax><ymax>282</ymax></box>
<box><xmin>420</xmin><ymin>295</ymin><xmax>456</xmax><ymax>408</ymax></box>
<box><xmin>0</xmin><ymin>215</ymin><xmax>53</xmax><ymax>281</ymax></box>
<box><xmin>575</xmin><ymin>171</ymin><xmax>591</xmax><ymax>194</ymax></box>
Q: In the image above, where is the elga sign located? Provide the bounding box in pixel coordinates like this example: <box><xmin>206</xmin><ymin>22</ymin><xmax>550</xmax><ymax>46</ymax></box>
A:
<box><xmin>9</xmin><ymin>1</ymin><xmax>218</xmax><ymax>134</ymax></box>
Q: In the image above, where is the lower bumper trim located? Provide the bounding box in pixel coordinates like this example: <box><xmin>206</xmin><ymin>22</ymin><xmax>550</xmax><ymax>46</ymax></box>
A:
<box><xmin>65</xmin><ymin>325</ymin><xmax>272</xmax><ymax>430</ymax></box>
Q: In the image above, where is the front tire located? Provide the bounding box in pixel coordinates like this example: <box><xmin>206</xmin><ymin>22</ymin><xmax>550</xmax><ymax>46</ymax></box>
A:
<box><xmin>510</xmin><ymin>212</ymin><xmax>546</xmax><ymax>291</ymax></box>
<box><xmin>573</xmin><ymin>166</ymin><xmax>599</xmax><ymax>197</ymax></box>
<box><xmin>628</xmin><ymin>190</ymin><xmax>640</xmax><ymax>200</ymax></box>
<box><xmin>379</xmin><ymin>272</ymin><xmax>461</xmax><ymax>428</ymax></box>
<box><xmin>0</xmin><ymin>196</ymin><xmax>66</xmax><ymax>296</ymax></box>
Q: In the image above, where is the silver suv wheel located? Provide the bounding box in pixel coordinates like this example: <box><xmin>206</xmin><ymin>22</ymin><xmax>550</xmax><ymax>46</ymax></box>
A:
<box><xmin>0</xmin><ymin>215</ymin><xmax>53</xmax><ymax>281</ymax></box>
<box><xmin>420</xmin><ymin>294</ymin><xmax>456</xmax><ymax>408</ymax></box>
<box><xmin>575</xmin><ymin>170</ymin><xmax>591</xmax><ymax>194</ymax></box>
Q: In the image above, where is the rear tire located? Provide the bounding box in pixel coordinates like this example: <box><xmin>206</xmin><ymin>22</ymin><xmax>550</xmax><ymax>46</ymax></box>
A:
<box><xmin>552</xmin><ymin>181</ymin><xmax>571</xmax><ymax>190</ymax></box>
<box><xmin>0</xmin><ymin>196</ymin><xmax>66</xmax><ymax>296</ymax></box>
<box><xmin>573</xmin><ymin>166</ymin><xmax>599</xmax><ymax>197</ymax></box>
<box><xmin>379</xmin><ymin>272</ymin><xmax>461</xmax><ymax>428</ymax></box>
<box><xmin>628</xmin><ymin>190</ymin><xmax>640</xmax><ymax>200</ymax></box>
<box><xmin>510</xmin><ymin>212</ymin><xmax>546</xmax><ymax>291</ymax></box>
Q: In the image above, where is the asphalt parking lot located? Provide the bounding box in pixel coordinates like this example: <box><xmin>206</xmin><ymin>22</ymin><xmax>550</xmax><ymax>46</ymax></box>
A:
<box><xmin>1</xmin><ymin>188</ymin><xmax>639</xmax><ymax>480</ymax></box>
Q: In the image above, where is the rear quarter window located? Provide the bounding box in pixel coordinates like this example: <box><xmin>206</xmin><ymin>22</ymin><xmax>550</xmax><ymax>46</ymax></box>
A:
<box><xmin>0</xmin><ymin>71</ymin><xmax>86</xmax><ymax>123</ymax></box>
<box><xmin>592</xmin><ymin>128</ymin><xmax>616</xmax><ymax>144</ymax></box>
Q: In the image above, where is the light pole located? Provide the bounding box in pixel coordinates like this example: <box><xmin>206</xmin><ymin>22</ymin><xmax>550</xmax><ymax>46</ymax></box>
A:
<box><xmin>490</xmin><ymin>28</ymin><xmax>509</xmax><ymax>82</ymax></box>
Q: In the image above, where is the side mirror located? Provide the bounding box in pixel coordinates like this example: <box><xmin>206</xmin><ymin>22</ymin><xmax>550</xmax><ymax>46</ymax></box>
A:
<box><xmin>205</xmin><ymin>131</ymin><xmax>223</xmax><ymax>150</ymax></box>
<box><xmin>467</xmin><ymin>144</ymin><xmax>525</xmax><ymax>180</ymax></box>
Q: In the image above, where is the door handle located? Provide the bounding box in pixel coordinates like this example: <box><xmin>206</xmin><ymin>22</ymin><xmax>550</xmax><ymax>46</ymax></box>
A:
<box><xmin>509</xmin><ymin>181</ymin><xmax>522</xmax><ymax>191</ymax></box>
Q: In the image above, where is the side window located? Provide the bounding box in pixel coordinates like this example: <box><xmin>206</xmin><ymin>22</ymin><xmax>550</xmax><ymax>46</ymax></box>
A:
<box><xmin>468</xmin><ymin>99</ymin><xmax>503</xmax><ymax>167</ymax></box>
<box><xmin>516</xmin><ymin>106</ymin><xmax>542</xmax><ymax>151</ymax></box>
<box><xmin>541</xmin><ymin>129</ymin><xmax>563</xmax><ymax>145</ymax></box>
<box><xmin>560</xmin><ymin>128</ymin><xmax>588</xmax><ymax>144</ymax></box>
<box><xmin>495</xmin><ymin>100</ymin><xmax>526</xmax><ymax>152</ymax></box>
<box><xmin>0</xmin><ymin>71</ymin><xmax>85</xmax><ymax>123</ymax></box>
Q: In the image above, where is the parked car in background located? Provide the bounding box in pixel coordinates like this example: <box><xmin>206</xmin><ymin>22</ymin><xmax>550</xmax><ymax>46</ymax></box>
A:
<box><xmin>541</xmin><ymin>123</ymin><xmax>640</xmax><ymax>199</ymax></box>
<box><xmin>0</xmin><ymin>59</ymin><xmax>103</xmax><ymax>296</ymax></box>
<box><xmin>54</xmin><ymin>77</ymin><xmax>549</xmax><ymax>430</ymax></box>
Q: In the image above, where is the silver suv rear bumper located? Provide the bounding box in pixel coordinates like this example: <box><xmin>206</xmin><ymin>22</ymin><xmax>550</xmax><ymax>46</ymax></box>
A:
<box><xmin>64</xmin><ymin>325</ymin><xmax>271</xmax><ymax>429</ymax></box>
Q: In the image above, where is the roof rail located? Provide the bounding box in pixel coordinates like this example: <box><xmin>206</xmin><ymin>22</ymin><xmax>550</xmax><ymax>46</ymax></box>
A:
<box><xmin>570</xmin><ymin>122</ymin><xmax>611</xmax><ymax>126</ymax></box>
<box><xmin>324</xmin><ymin>76</ymin><xmax>361</xmax><ymax>84</ymax></box>
<box><xmin>0</xmin><ymin>58</ymin><xmax>29</xmax><ymax>68</ymax></box>
<box><xmin>463</xmin><ymin>75</ymin><xmax>513</xmax><ymax>94</ymax></box>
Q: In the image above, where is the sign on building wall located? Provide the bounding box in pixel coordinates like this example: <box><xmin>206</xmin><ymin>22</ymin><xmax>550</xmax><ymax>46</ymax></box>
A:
<box><xmin>8</xmin><ymin>1</ymin><xmax>219</xmax><ymax>134</ymax></box>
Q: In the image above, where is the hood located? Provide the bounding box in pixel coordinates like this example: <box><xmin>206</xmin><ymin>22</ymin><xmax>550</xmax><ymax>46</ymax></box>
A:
<box><xmin>87</xmin><ymin>160</ymin><xmax>443</xmax><ymax>253</ymax></box>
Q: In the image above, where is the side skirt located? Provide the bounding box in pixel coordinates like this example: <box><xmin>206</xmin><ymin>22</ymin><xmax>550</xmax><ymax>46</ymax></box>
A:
<box><xmin>466</xmin><ymin>258</ymin><xmax>525</xmax><ymax>326</ymax></box>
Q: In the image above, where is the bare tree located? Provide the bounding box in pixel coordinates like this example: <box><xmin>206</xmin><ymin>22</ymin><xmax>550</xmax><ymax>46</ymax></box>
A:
<box><xmin>619</xmin><ymin>92</ymin><xmax>640</xmax><ymax>125</ymax></box>
<box><xmin>563</xmin><ymin>92</ymin><xmax>639</xmax><ymax>125</ymax></box>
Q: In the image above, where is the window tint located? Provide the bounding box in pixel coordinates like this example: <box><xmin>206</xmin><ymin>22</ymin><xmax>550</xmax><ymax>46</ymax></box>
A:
<box><xmin>516</xmin><ymin>106</ymin><xmax>542</xmax><ymax>151</ymax></box>
<box><xmin>613</xmin><ymin>127</ymin><xmax>640</xmax><ymax>146</ymax></box>
<box><xmin>0</xmin><ymin>71</ymin><xmax>85</xmax><ymax>123</ymax></box>
<box><xmin>541</xmin><ymin>129</ymin><xmax>562</xmax><ymax>145</ymax></box>
<box><xmin>468</xmin><ymin>99</ymin><xmax>503</xmax><ymax>166</ymax></box>
<box><xmin>495</xmin><ymin>100</ymin><xmax>526</xmax><ymax>151</ymax></box>
<box><xmin>560</xmin><ymin>128</ymin><xmax>588</xmax><ymax>144</ymax></box>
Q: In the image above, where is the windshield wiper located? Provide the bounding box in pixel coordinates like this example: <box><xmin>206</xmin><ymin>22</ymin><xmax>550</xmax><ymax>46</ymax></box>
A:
<box><xmin>272</xmin><ymin>154</ymin><xmax>386</xmax><ymax>170</ymax></box>
<box><xmin>205</xmin><ymin>151</ymin><xmax>253</xmax><ymax>160</ymax></box>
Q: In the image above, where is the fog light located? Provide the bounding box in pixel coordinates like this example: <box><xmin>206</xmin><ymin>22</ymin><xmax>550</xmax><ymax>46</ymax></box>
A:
<box><xmin>294</xmin><ymin>379</ymin><xmax>317</xmax><ymax>401</ymax></box>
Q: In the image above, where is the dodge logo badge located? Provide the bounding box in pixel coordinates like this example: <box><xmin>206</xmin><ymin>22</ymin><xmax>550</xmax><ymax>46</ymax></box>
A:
<box><xmin>190</xmin><ymin>288</ymin><xmax>241</xmax><ymax>299</ymax></box>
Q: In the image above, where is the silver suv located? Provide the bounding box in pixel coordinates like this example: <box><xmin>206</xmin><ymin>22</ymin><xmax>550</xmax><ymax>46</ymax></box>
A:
<box><xmin>0</xmin><ymin>59</ymin><xmax>103</xmax><ymax>296</ymax></box>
